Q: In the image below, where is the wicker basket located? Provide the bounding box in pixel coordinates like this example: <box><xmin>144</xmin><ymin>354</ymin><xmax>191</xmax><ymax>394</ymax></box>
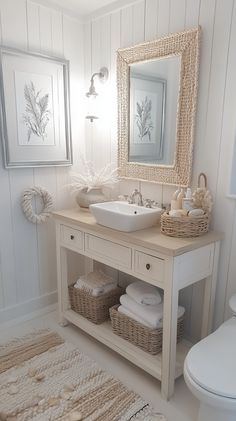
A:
<box><xmin>69</xmin><ymin>284</ymin><xmax>123</xmax><ymax>324</ymax></box>
<box><xmin>160</xmin><ymin>211</ymin><xmax>210</xmax><ymax>238</ymax></box>
<box><xmin>109</xmin><ymin>305</ymin><xmax>184</xmax><ymax>355</ymax></box>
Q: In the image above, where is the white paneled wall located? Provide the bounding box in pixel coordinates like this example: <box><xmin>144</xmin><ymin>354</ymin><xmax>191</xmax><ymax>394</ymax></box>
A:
<box><xmin>0</xmin><ymin>0</ymin><xmax>84</xmax><ymax>322</ymax></box>
<box><xmin>84</xmin><ymin>0</ymin><xmax>236</xmax><ymax>331</ymax></box>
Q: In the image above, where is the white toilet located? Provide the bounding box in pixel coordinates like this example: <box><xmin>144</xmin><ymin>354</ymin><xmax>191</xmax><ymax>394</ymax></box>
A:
<box><xmin>184</xmin><ymin>294</ymin><xmax>236</xmax><ymax>421</ymax></box>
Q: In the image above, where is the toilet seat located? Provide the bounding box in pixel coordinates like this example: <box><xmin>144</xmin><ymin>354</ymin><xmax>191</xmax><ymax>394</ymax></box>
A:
<box><xmin>185</xmin><ymin>317</ymin><xmax>236</xmax><ymax>400</ymax></box>
<box><xmin>184</xmin><ymin>362</ymin><xmax>236</xmax><ymax>413</ymax></box>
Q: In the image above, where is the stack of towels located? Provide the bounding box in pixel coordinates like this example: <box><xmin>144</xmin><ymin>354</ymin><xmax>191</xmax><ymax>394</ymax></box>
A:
<box><xmin>74</xmin><ymin>270</ymin><xmax>117</xmax><ymax>297</ymax></box>
<box><xmin>118</xmin><ymin>280</ymin><xmax>185</xmax><ymax>329</ymax></box>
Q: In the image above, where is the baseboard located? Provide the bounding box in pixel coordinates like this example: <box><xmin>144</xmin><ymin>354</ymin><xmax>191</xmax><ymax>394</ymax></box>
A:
<box><xmin>0</xmin><ymin>290</ymin><xmax>58</xmax><ymax>325</ymax></box>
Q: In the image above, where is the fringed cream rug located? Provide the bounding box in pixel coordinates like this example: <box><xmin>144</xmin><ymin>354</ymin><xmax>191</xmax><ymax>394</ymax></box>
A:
<box><xmin>0</xmin><ymin>329</ymin><xmax>167</xmax><ymax>421</ymax></box>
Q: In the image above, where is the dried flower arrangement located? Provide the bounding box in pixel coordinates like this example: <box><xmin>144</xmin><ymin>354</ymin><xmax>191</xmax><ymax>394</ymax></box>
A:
<box><xmin>68</xmin><ymin>160</ymin><xmax>118</xmax><ymax>194</ymax></box>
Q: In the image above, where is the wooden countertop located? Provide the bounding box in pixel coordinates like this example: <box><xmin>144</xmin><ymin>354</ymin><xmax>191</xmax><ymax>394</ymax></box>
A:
<box><xmin>53</xmin><ymin>208</ymin><xmax>222</xmax><ymax>257</ymax></box>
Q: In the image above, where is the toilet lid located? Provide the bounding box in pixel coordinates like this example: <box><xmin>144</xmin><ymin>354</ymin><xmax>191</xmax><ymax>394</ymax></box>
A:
<box><xmin>185</xmin><ymin>318</ymin><xmax>236</xmax><ymax>399</ymax></box>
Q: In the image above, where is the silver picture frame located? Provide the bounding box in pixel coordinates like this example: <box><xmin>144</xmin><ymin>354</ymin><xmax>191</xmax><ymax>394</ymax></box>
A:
<box><xmin>129</xmin><ymin>72</ymin><xmax>166</xmax><ymax>163</ymax></box>
<box><xmin>0</xmin><ymin>46</ymin><xmax>72</xmax><ymax>168</ymax></box>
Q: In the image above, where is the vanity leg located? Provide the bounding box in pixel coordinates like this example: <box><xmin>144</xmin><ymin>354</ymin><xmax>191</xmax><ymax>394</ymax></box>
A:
<box><xmin>201</xmin><ymin>241</ymin><xmax>220</xmax><ymax>338</ymax></box>
<box><xmin>56</xmin><ymin>223</ymin><xmax>69</xmax><ymax>325</ymax></box>
<box><xmin>161</xmin><ymin>263</ymin><xmax>179</xmax><ymax>400</ymax></box>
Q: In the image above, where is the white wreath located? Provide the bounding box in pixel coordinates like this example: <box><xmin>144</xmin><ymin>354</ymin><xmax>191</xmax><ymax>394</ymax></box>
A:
<box><xmin>21</xmin><ymin>187</ymin><xmax>53</xmax><ymax>224</ymax></box>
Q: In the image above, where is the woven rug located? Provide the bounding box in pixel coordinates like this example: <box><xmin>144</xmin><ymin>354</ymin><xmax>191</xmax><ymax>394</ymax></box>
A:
<box><xmin>0</xmin><ymin>329</ymin><xmax>167</xmax><ymax>421</ymax></box>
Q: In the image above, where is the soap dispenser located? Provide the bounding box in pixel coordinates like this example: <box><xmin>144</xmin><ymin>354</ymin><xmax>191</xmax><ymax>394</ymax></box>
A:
<box><xmin>177</xmin><ymin>188</ymin><xmax>185</xmax><ymax>209</ymax></box>
<box><xmin>171</xmin><ymin>186</ymin><xmax>181</xmax><ymax>210</ymax></box>
<box><xmin>182</xmin><ymin>188</ymin><xmax>193</xmax><ymax>211</ymax></box>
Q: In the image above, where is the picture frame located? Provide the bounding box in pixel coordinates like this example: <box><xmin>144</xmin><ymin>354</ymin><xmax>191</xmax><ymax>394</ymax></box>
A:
<box><xmin>129</xmin><ymin>73</ymin><xmax>166</xmax><ymax>163</ymax></box>
<box><xmin>0</xmin><ymin>46</ymin><xmax>72</xmax><ymax>168</ymax></box>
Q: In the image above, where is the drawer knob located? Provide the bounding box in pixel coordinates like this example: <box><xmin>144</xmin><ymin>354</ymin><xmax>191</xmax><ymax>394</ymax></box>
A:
<box><xmin>70</xmin><ymin>235</ymin><xmax>74</xmax><ymax>240</ymax></box>
<box><xmin>146</xmin><ymin>263</ymin><xmax>151</xmax><ymax>270</ymax></box>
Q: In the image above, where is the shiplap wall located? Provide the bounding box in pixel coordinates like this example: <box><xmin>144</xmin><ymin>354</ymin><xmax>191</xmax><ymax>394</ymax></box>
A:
<box><xmin>84</xmin><ymin>0</ymin><xmax>236</xmax><ymax>330</ymax></box>
<box><xmin>0</xmin><ymin>0</ymin><xmax>84</xmax><ymax>322</ymax></box>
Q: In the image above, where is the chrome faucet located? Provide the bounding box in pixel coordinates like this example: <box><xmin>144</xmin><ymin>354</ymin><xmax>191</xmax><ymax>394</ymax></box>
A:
<box><xmin>128</xmin><ymin>189</ymin><xmax>143</xmax><ymax>206</ymax></box>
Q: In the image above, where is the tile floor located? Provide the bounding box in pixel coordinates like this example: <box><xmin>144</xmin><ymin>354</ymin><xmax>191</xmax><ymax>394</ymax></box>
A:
<box><xmin>0</xmin><ymin>309</ymin><xmax>199</xmax><ymax>421</ymax></box>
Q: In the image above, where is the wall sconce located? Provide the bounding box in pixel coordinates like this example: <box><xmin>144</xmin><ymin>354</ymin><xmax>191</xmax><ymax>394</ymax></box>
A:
<box><xmin>85</xmin><ymin>67</ymin><xmax>109</xmax><ymax>122</ymax></box>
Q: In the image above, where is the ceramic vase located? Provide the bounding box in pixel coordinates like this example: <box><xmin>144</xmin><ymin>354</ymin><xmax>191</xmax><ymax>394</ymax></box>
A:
<box><xmin>76</xmin><ymin>187</ymin><xmax>106</xmax><ymax>208</ymax></box>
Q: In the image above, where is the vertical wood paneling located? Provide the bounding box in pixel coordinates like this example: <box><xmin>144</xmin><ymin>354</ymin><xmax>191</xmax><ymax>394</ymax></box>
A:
<box><xmin>145</xmin><ymin>0</ymin><xmax>159</xmax><ymax>41</ymax></box>
<box><xmin>95</xmin><ymin>15</ymin><xmax>111</xmax><ymax>169</ymax></box>
<box><xmin>51</xmin><ymin>10</ymin><xmax>63</xmax><ymax>57</ymax></box>
<box><xmin>0</xmin><ymin>0</ymin><xmax>27</xmax><ymax>48</ymax></box>
<box><xmin>133</xmin><ymin>1</ymin><xmax>145</xmax><ymax>44</ymax></box>
<box><xmin>10</xmin><ymin>169</ymin><xmax>40</xmax><ymax>302</ymax></box>
<box><xmin>0</xmin><ymin>4</ymin><xmax>17</xmax><ymax>309</ymax></box>
<box><xmin>39</xmin><ymin>5</ymin><xmax>52</xmax><ymax>54</ymax></box>
<box><xmin>185</xmin><ymin>0</ymin><xmax>200</xmax><ymax>28</ymax></box>
<box><xmin>157</xmin><ymin>0</ymin><xmax>170</xmax><ymax>36</ymax></box>
<box><xmin>26</xmin><ymin>1</ymin><xmax>40</xmax><ymax>51</ymax></box>
<box><xmin>0</xmin><ymin>0</ymin><xmax>84</xmax><ymax>319</ymax></box>
<box><xmin>52</xmin><ymin>10</ymin><xmax>71</xmax><ymax>211</ymax></box>
<box><xmin>198</xmin><ymin>0</ymin><xmax>233</xmax><ymax>193</ymax></box>
<box><xmin>28</xmin><ymin>4</ymin><xmax>58</xmax><ymax>297</ymax></box>
<box><xmin>0</xmin><ymin>0</ymin><xmax>40</xmax><ymax>305</ymax></box>
<box><xmin>34</xmin><ymin>169</ymin><xmax>57</xmax><ymax>295</ymax></box>
<box><xmin>63</xmin><ymin>14</ymin><xmax>85</xmax><ymax>173</ymax></box>
<box><xmin>110</xmin><ymin>10</ymin><xmax>120</xmax><ymax>167</ymax></box>
<box><xmin>197</xmin><ymin>0</ymin><xmax>234</xmax><ymax>328</ymax></box>
<box><xmin>121</xmin><ymin>6</ymin><xmax>133</xmax><ymax>47</ymax></box>
<box><xmin>169</xmin><ymin>0</ymin><xmax>186</xmax><ymax>32</ymax></box>
<box><xmin>213</xmin><ymin>0</ymin><xmax>236</xmax><ymax>324</ymax></box>
<box><xmin>84</xmin><ymin>21</ymin><xmax>93</xmax><ymax>163</ymax></box>
<box><xmin>90</xmin><ymin>19</ymin><xmax>102</xmax><ymax>170</ymax></box>
<box><xmin>192</xmin><ymin>0</ymin><xmax>216</xmax><ymax>188</ymax></box>
<box><xmin>0</xmin><ymin>259</ymin><xmax>4</xmax><ymax>309</ymax></box>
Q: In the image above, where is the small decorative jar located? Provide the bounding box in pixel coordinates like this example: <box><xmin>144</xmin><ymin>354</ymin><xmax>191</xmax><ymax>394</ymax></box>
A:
<box><xmin>76</xmin><ymin>187</ymin><xmax>106</xmax><ymax>208</ymax></box>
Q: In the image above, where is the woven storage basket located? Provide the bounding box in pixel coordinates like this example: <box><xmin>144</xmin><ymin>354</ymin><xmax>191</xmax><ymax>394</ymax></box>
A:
<box><xmin>160</xmin><ymin>211</ymin><xmax>210</xmax><ymax>238</ymax></box>
<box><xmin>68</xmin><ymin>284</ymin><xmax>123</xmax><ymax>324</ymax></box>
<box><xmin>109</xmin><ymin>305</ymin><xmax>184</xmax><ymax>355</ymax></box>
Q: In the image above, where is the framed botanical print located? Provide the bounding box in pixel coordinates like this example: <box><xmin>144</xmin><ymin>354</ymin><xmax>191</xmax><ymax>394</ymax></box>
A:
<box><xmin>129</xmin><ymin>73</ymin><xmax>166</xmax><ymax>163</ymax></box>
<box><xmin>0</xmin><ymin>47</ymin><xmax>72</xmax><ymax>168</ymax></box>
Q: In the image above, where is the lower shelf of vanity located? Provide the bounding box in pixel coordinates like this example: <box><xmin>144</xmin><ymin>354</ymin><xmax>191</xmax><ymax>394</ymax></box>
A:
<box><xmin>63</xmin><ymin>309</ymin><xmax>192</xmax><ymax>381</ymax></box>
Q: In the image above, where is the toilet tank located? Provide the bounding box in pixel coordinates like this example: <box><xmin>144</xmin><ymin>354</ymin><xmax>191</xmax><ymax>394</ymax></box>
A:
<box><xmin>229</xmin><ymin>294</ymin><xmax>236</xmax><ymax>315</ymax></box>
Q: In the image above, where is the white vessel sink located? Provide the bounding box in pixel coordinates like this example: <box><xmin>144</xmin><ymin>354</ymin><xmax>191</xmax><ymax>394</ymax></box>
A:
<box><xmin>90</xmin><ymin>201</ymin><xmax>163</xmax><ymax>232</ymax></box>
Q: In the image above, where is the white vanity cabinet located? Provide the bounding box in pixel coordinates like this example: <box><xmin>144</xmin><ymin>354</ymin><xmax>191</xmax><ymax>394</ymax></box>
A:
<box><xmin>53</xmin><ymin>208</ymin><xmax>221</xmax><ymax>400</ymax></box>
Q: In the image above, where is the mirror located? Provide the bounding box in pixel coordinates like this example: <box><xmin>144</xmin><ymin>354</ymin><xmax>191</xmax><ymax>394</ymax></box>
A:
<box><xmin>117</xmin><ymin>27</ymin><xmax>200</xmax><ymax>186</ymax></box>
<box><xmin>129</xmin><ymin>56</ymin><xmax>181</xmax><ymax>165</ymax></box>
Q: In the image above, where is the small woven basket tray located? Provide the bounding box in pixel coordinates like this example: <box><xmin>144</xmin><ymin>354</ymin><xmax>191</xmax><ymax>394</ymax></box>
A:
<box><xmin>109</xmin><ymin>304</ymin><xmax>184</xmax><ymax>355</ymax></box>
<box><xmin>160</xmin><ymin>211</ymin><xmax>210</xmax><ymax>238</ymax></box>
<box><xmin>69</xmin><ymin>284</ymin><xmax>123</xmax><ymax>324</ymax></box>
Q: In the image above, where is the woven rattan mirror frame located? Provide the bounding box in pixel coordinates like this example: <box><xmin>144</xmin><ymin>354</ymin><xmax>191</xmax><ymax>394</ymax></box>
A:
<box><xmin>117</xmin><ymin>27</ymin><xmax>200</xmax><ymax>186</ymax></box>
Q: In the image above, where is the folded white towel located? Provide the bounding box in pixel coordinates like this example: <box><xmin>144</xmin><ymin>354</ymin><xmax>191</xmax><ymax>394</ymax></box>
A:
<box><xmin>120</xmin><ymin>294</ymin><xmax>185</xmax><ymax>329</ymax></box>
<box><xmin>118</xmin><ymin>305</ymin><xmax>154</xmax><ymax>328</ymax></box>
<box><xmin>126</xmin><ymin>280</ymin><xmax>162</xmax><ymax>305</ymax></box>
<box><xmin>74</xmin><ymin>270</ymin><xmax>117</xmax><ymax>296</ymax></box>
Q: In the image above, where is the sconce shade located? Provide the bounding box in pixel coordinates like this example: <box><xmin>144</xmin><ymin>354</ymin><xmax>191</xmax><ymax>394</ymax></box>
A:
<box><xmin>85</xmin><ymin>67</ymin><xmax>109</xmax><ymax>122</ymax></box>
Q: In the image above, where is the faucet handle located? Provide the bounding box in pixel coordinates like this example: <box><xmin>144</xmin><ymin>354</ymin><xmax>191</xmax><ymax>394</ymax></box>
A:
<box><xmin>118</xmin><ymin>194</ymin><xmax>129</xmax><ymax>202</ymax></box>
<box><xmin>144</xmin><ymin>198</ymin><xmax>153</xmax><ymax>208</ymax></box>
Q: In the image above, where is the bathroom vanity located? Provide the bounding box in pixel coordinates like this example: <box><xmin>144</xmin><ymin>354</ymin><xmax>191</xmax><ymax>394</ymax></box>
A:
<box><xmin>53</xmin><ymin>208</ymin><xmax>221</xmax><ymax>400</ymax></box>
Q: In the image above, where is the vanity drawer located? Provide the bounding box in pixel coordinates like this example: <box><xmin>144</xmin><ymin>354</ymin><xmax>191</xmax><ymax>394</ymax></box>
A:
<box><xmin>134</xmin><ymin>251</ymin><xmax>164</xmax><ymax>284</ymax></box>
<box><xmin>85</xmin><ymin>234</ymin><xmax>132</xmax><ymax>269</ymax></box>
<box><xmin>61</xmin><ymin>225</ymin><xmax>83</xmax><ymax>250</ymax></box>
